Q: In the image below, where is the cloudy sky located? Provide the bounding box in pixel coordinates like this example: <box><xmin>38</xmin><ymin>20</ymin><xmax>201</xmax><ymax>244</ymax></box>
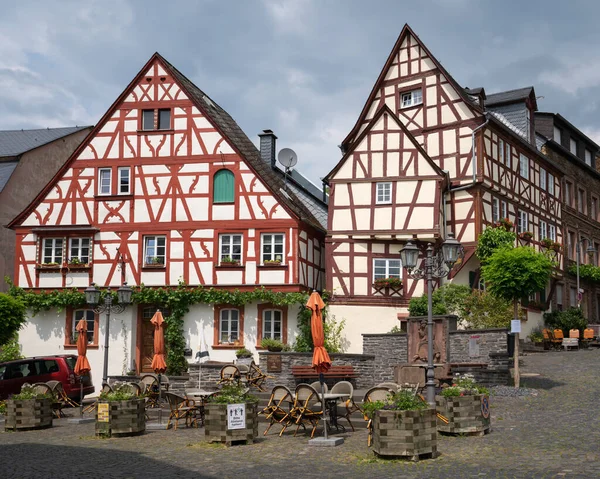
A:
<box><xmin>1</xmin><ymin>0</ymin><xmax>600</xmax><ymax>184</ymax></box>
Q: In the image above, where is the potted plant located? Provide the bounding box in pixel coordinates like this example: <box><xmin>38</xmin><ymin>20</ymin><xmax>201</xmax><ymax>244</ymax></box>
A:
<box><xmin>95</xmin><ymin>383</ymin><xmax>145</xmax><ymax>437</ymax></box>
<box><xmin>5</xmin><ymin>386</ymin><xmax>53</xmax><ymax>431</ymax></box>
<box><xmin>38</xmin><ymin>262</ymin><xmax>60</xmax><ymax>269</ymax></box>
<box><xmin>495</xmin><ymin>218</ymin><xmax>513</xmax><ymax>231</ymax></box>
<box><xmin>362</xmin><ymin>389</ymin><xmax>437</xmax><ymax>460</ymax></box>
<box><xmin>145</xmin><ymin>256</ymin><xmax>164</xmax><ymax>266</ymax></box>
<box><xmin>260</xmin><ymin>338</ymin><xmax>285</xmax><ymax>352</ymax></box>
<box><xmin>540</xmin><ymin>238</ymin><xmax>553</xmax><ymax>249</ymax></box>
<box><xmin>528</xmin><ymin>330</ymin><xmax>544</xmax><ymax>346</ymax></box>
<box><xmin>551</xmin><ymin>241</ymin><xmax>562</xmax><ymax>253</ymax></box>
<box><xmin>373</xmin><ymin>277</ymin><xmax>403</xmax><ymax>289</ymax></box>
<box><xmin>235</xmin><ymin>347</ymin><xmax>253</xmax><ymax>366</ymax></box>
<box><xmin>263</xmin><ymin>259</ymin><xmax>282</xmax><ymax>266</ymax></box>
<box><xmin>220</xmin><ymin>256</ymin><xmax>240</xmax><ymax>266</ymax></box>
<box><xmin>205</xmin><ymin>384</ymin><xmax>258</xmax><ymax>446</ymax></box>
<box><xmin>519</xmin><ymin>231</ymin><xmax>533</xmax><ymax>242</ymax></box>
<box><xmin>436</xmin><ymin>373</ymin><xmax>491</xmax><ymax>436</ymax></box>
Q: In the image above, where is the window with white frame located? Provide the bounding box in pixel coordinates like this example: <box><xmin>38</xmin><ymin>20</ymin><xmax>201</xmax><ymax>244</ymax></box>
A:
<box><xmin>376</xmin><ymin>182</ymin><xmax>392</xmax><ymax>204</ymax></box>
<box><xmin>73</xmin><ymin>310</ymin><xmax>95</xmax><ymax>344</ymax></box>
<box><xmin>42</xmin><ymin>238</ymin><xmax>63</xmax><ymax>264</ymax></box>
<box><xmin>565</xmin><ymin>181</ymin><xmax>573</xmax><ymax>206</ymax></box>
<box><xmin>219</xmin><ymin>234</ymin><xmax>242</xmax><ymax>263</ymax></box>
<box><xmin>570</xmin><ymin>138</ymin><xmax>577</xmax><ymax>155</ymax></box>
<box><xmin>540</xmin><ymin>167</ymin><xmax>546</xmax><ymax>190</ymax></box>
<box><xmin>373</xmin><ymin>258</ymin><xmax>402</xmax><ymax>280</ymax></box>
<box><xmin>501</xmin><ymin>200</ymin><xmax>508</xmax><ymax>220</ymax></box>
<box><xmin>142</xmin><ymin>108</ymin><xmax>171</xmax><ymax>131</ymax></box>
<box><xmin>144</xmin><ymin>235</ymin><xmax>166</xmax><ymax>266</ymax></box>
<box><xmin>69</xmin><ymin>238</ymin><xmax>90</xmax><ymax>264</ymax></box>
<box><xmin>98</xmin><ymin>168</ymin><xmax>111</xmax><ymax>195</ymax></box>
<box><xmin>498</xmin><ymin>139</ymin><xmax>504</xmax><ymax>164</ymax></box>
<box><xmin>578</xmin><ymin>188</ymin><xmax>586</xmax><ymax>214</ymax></box>
<box><xmin>518</xmin><ymin>211</ymin><xmax>528</xmax><ymax>234</ymax></box>
<box><xmin>505</xmin><ymin>143</ymin><xmax>511</xmax><ymax>168</ymax></box>
<box><xmin>219</xmin><ymin>309</ymin><xmax>239</xmax><ymax>343</ymax></box>
<box><xmin>548</xmin><ymin>173</ymin><xmax>555</xmax><ymax>195</ymax></box>
<box><xmin>539</xmin><ymin>220</ymin><xmax>547</xmax><ymax>240</ymax></box>
<box><xmin>585</xmin><ymin>149</ymin><xmax>592</xmax><ymax>166</ymax></box>
<box><xmin>554</xmin><ymin>126</ymin><xmax>562</xmax><ymax>144</ymax></box>
<box><xmin>519</xmin><ymin>154</ymin><xmax>529</xmax><ymax>179</ymax></box>
<box><xmin>401</xmin><ymin>89</ymin><xmax>423</xmax><ymax>108</ymax></box>
<box><xmin>549</xmin><ymin>224</ymin><xmax>556</xmax><ymax>242</ymax></box>
<box><xmin>118</xmin><ymin>167</ymin><xmax>130</xmax><ymax>194</ymax></box>
<box><xmin>262</xmin><ymin>309</ymin><xmax>282</xmax><ymax>341</ymax></box>
<box><xmin>492</xmin><ymin>198</ymin><xmax>500</xmax><ymax>223</ymax></box>
<box><xmin>261</xmin><ymin>233</ymin><xmax>284</xmax><ymax>263</ymax></box>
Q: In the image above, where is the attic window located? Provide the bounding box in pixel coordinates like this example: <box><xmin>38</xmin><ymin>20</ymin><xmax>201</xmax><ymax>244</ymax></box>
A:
<box><xmin>141</xmin><ymin>109</ymin><xmax>171</xmax><ymax>131</ymax></box>
<box><xmin>401</xmin><ymin>89</ymin><xmax>423</xmax><ymax>108</ymax></box>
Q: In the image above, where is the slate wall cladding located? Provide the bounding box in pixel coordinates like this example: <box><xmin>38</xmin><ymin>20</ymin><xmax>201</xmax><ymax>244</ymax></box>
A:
<box><xmin>448</xmin><ymin>328</ymin><xmax>508</xmax><ymax>363</ymax></box>
<box><xmin>362</xmin><ymin>333</ymin><xmax>408</xmax><ymax>384</ymax></box>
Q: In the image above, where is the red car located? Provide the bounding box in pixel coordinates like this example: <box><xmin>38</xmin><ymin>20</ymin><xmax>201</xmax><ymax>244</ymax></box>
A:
<box><xmin>0</xmin><ymin>355</ymin><xmax>94</xmax><ymax>400</ymax></box>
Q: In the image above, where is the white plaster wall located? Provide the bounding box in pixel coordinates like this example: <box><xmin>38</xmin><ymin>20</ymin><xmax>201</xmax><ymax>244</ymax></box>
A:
<box><xmin>328</xmin><ymin>304</ymin><xmax>408</xmax><ymax>353</ymax></box>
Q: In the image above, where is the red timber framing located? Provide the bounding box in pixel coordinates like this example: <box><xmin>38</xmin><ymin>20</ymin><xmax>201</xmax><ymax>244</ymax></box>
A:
<box><xmin>9</xmin><ymin>53</ymin><xmax>325</xmax><ymax>294</ymax></box>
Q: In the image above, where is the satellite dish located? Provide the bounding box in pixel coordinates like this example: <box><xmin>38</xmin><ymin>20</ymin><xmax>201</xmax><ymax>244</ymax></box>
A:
<box><xmin>278</xmin><ymin>148</ymin><xmax>298</xmax><ymax>169</ymax></box>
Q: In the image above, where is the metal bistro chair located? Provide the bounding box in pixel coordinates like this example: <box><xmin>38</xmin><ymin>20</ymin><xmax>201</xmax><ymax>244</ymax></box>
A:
<box><xmin>164</xmin><ymin>392</ymin><xmax>199</xmax><ymax>430</ymax></box>
<box><xmin>47</xmin><ymin>380</ymin><xmax>79</xmax><ymax>408</ymax></box>
<box><xmin>218</xmin><ymin>365</ymin><xmax>242</xmax><ymax>386</ymax></box>
<box><xmin>289</xmin><ymin>384</ymin><xmax>323</xmax><ymax>438</ymax></box>
<box><xmin>363</xmin><ymin>387</ymin><xmax>394</xmax><ymax>447</ymax></box>
<box><xmin>582</xmin><ymin>328</ymin><xmax>595</xmax><ymax>348</ymax></box>
<box><xmin>32</xmin><ymin>382</ymin><xmax>64</xmax><ymax>418</ymax></box>
<box><xmin>260</xmin><ymin>385</ymin><xmax>294</xmax><ymax>436</ymax></box>
<box><xmin>332</xmin><ymin>381</ymin><xmax>360</xmax><ymax>432</ymax></box>
<box><xmin>246</xmin><ymin>361</ymin><xmax>272</xmax><ymax>392</ymax></box>
<box><xmin>83</xmin><ymin>383</ymin><xmax>113</xmax><ymax>414</ymax></box>
<box><xmin>140</xmin><ymin>374</ymin><xmax>161</xmax><ymax>408</ymax></box>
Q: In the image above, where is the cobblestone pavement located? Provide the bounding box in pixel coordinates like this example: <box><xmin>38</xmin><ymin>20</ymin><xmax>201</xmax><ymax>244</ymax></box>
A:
<box><xmin>1</xmin><ymin>350</ymin><xmax>599</xmax><ymax>478</ymax></box>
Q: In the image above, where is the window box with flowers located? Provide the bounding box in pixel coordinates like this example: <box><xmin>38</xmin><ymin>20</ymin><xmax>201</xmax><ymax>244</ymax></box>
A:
<box><xmin>373</xmin><ymin>277</ymin><xmax>403</xmax><ymax>289</ymax></box>
<box><xmin>262</xmin><ymin>259</ymin><xmax>282</xmax><ymax>266</ymax></box>
<box><xmin>540</xmin><ymin>238</ymin><xmax>553</xmax><ymax>249</ymax></box>
<box><xmin>551</xmin><ymin>241</ymin><xmax>562</xmax><ymax>253</ymax></box>
<box><xmin>37</xmin><ymin>262</ymin><xmax>61</xmax><ymax>272</ymax></box>
<box><xmin>144</xmin><ymin>256</ymin><xmax>165</xmax><ymax>268</ymax></box>
<box><xmin>66</xmin><ymin>258</ymin><xmax>91</xmax><ymax>270</ymax></box>
<box><xmin>219</xmin><ymin>256</ymin><xmax>241</xmax><ymax>267</ymax></box>
<box><xmin>519</xmin><ymin>231</ymin><xmax>533</xmax><ymax>242</ymax></box>
<box><xmin>495</xmin><ymin>218</ymin><xmax>513</xmax><ymax>231</ymax></box>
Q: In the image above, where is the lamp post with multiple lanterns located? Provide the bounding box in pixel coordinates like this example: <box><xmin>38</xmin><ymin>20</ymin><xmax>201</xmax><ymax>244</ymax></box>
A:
<box><xmin>399</xmin><ymin>233</ymin><xmax>464</xmax><ymax>406</ymax></box>
<box><xmin>84</xmin><ymin>283</ymin><xmax>133</xmax><ymax>387</ymax></box>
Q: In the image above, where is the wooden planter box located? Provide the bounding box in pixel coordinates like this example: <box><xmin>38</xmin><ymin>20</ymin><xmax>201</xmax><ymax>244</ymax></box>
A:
<box><xmin>436</xmin><ymin>394</ymin><xmax>491</xmax><ymax>436</ymax></box>
<box><xmin>95</xmin><ymin>398</ymin><xmax>146</xmax><ymax>437</ymax></box>
<box><xmin>372</xmin><ymin>408</ymin><xmax>437</xmax><ymax>460</ymax></box>
<box><xmin>205</xmin><ymin>401</ymin><xmax>258</xmax><ymax>446</ymax></box>
<box><xmin>5</xmin><ymin>398</ymin><xmax>53</xmax><ymax>431</ymax></box>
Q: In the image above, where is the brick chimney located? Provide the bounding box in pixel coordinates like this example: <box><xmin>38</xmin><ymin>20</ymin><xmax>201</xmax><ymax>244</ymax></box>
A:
<box><xmin>258</xmin><ymin>129</ymin><xmax>277</xmax><ymax>169</ymax></box>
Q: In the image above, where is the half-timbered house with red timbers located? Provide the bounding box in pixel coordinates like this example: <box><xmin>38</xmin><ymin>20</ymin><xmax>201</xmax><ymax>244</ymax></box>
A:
<box><xmin>9</xmin><ymin>53</ymin><xmax>326</xmax><ymax>376</ymax></box>
<box><xmin>324</xmin><ymin>24</ymin><xmax>564</xmax><ymax>352</ymax></box>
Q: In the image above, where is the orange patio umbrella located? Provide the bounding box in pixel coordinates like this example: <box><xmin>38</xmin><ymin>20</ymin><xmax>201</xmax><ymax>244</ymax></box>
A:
<box><xmin>74</xmin><ymin>318</ymin><xmax>91</xmax><ymax>416</ymax></box>
<box><xmin>307</xmin><ymin>291</ymin><xmax>331</xmax><ymax>374</ymax></box>
<box><xmin>150</xmin><ymin>310</ymin><xmax>167</xmax><ymax>374</ymax></box>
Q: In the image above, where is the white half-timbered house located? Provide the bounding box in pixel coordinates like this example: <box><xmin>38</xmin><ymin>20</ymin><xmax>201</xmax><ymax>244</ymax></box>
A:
<box><xmin>9</xmin><ymin>54</ymin><xmax>326</xmax><ymax>375</ymax></box>
<box><xmin>325</xmin><ymin>25</ymin><xmax>563</xmax><ymax>351</ymax></box>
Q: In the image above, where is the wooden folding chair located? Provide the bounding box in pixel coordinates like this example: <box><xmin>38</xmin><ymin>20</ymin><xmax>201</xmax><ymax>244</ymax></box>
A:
<box><xmin>289</xmin><ymin>384</ymin><xmax>323</xmax><ymax>438</ymax></box>
<box><xmin>218</xmin><ymin>365</ymin><xmax>242</xmax><ymax>386</ymax></box>
<box><xmin>246</xmin><ymin>361</ymin><xmax>272</xmax><ymax>392</ymax></box>
<box><xmin>260</xmin><ymin>385</ymin><xmax>293</xmax><ymax>436</ymax></box>
<box><xmin>164</xmin><ymin>392</ymin><xmax>198</xmax><ymax>430</ymax></box>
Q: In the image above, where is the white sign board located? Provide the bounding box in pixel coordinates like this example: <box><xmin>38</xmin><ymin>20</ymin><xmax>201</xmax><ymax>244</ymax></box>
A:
<box><xmin>468</xmin><ymin>335</ymin><xmax>480</xmax><ymax>357</ymax></box>
<box><xmin>511</xmin><ymin>320</ymin><xmax>521</xmax><ymax>334</ymax></box>
<box><xmin>227</xmin><ymin>403</ymin><xmax>246</xmax><ymax>430</ymax></box>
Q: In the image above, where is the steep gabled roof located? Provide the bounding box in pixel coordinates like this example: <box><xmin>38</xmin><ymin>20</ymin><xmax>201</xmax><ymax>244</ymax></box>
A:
<box><xmin>0</xmin><ymin>126</ymin><xmax>90</xmax><ymax>158</ymax></box>
<box><xmin>10</xmin><ymin>54</ymin><xmax>325</xmax><ymax>233</ymax></box>
<box><xmin>485</xmin><ymin>86</ymin><xmax>537</xmax><ymax>110</ymax></box>
<box><xmin>159</xmin><ymin>56</ymin><xmax>326</xmax><ymax>233</ymax></box>
<box><xmin>341</xmin><ymin>24</ymin><xmax>482</xmax><ymax>150</ymax></box>
<box><xmin>0</xmin><ymin>162</ymin><xmax>18</xmax><ymax>192</ymax></box>
<box><xmin>325</xmin><ymin>104</ymin><xmax>447</xmax><ymax>183</ymax></box>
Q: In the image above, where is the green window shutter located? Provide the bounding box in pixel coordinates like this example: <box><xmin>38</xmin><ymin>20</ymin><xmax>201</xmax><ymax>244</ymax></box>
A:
<box><xmin>213</xmin><ymin>169</ymin><xmax>234</xmax><ymax>203</ymax></box>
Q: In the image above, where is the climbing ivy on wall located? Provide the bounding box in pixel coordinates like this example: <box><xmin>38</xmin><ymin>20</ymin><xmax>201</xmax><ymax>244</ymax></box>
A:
<box><xmin>7</xmin><ymin>279</ymin><xmax>323</xmax><ymax>375</ymax></box>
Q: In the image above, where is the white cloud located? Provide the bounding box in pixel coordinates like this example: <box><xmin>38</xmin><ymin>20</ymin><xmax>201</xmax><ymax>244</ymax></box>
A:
<box><xmin>262</xmin><ymin>0</ymin><xmax>314</xmax><ymax>35</ymax></box>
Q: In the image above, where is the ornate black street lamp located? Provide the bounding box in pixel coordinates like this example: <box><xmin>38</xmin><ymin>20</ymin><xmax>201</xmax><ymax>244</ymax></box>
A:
<box><xmin>399</xmin><ymin>233</ymin><xmax>464</xmax><ymax>406</ymax></box>
<box><xmin>85</xmin><ymin>283</ymin><xmax>133</xmax><ymax>386</ymax></box>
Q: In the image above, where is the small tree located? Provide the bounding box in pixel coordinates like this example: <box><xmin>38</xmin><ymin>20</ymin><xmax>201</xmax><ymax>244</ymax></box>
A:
<box><xmin>481</xmin><ymin>246</ymin><xmax>553</xmax><ymax>387</ymax></box>
<box><xmin>462</xmin><ymin>290</ymin><xmax>514</xmax><ymax>329</ymax></box>
<box><xmin>408</xmin><ymin>284</ymin><xmax>471</xmax><ymax>318</ymax></box>
<box><xmin>0</xmin><ymin>293</ymin><xmax>27</xmax><ymax>347</ymax></box>
<box><xmin>476</xmin><ymin>227</ymin><xmax>516</xmax><ymax>264</ymax></box>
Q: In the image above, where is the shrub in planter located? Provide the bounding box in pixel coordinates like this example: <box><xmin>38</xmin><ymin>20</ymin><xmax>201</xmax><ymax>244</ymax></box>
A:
<box><xmin>436</xmin><ymin>373</ymin><xmax>491</xmax><ymax>436</ymax></box>
<box><xmin>5</xmin><ymin>386</ymin><xmax>53</xmax><ymax>431</ymax></box>
<box><xmin>235</xmin><ymin>347</ymin><xmax>252</xmax><ymax>359</ymax></box>
<box><xmin>205</xmin><ymin>384</ymin><xmax>258</xmax><ymax>445</ymax></box>
<box><xmin>363</xmin><ymin>390</ymin><xmax>437</xmax><ymax>460</ymax></box>
<box><xmin>95</xmin><ymin>383</ymin><xmax>145</xmax><ymax>437</ymax></box>
<box><xmin>260</xmin><ymin>338</ymin><xmax>286</xmax><ymax>352</ymax></box>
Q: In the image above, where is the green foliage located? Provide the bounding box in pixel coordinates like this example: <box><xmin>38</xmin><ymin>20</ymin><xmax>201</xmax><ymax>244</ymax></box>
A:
<box><xmin>0</xmin><ymin>401</ymin><xmax>5</xmax><ymax>415</ymax></box>
<box><xmin>0</xmin><ymin>292</ymin><xmax>27</xmax><ymax>346</ymax></box>
<box><xmin>481</xmin><ymin>247</ymin><xmax>553</xmax><ymax>303</ymax></box>
<box><xmin>462</xmin><ymin>291</ymin><xmax>513</xmax><ymax>329</ymax></box>
<box><xmin>528</xmin><ymin>328</ymin><xmax>543</xmax><ymax>343</ymax></box>
<box><xmin>568</xmin><ymin>263</ymin><xmax>600</xmax><ymax>283</ymax></box>
<box><xmin>388</xmin><ymin>325</ymin><xmax>406</xmax><ymax>334</ymax></box>
<box><xmin>293</xmin><ymin>307</ymin><xmax>313</xmax><ymax>352</ymax></box>
<box><xmin>543</xmin><ymin>308</ymin><xmax>588</xmax><ymax>337</ymax></box>
<box><xmin>408</xmin><ymin>284</ymin><xmax>471</xmax><ymax>317</ymax></box>
<box><xmin>259</xmin><ymin>338</ymin><xmax>286</xmax><ymax>351</ymax></box>
<box><xmin>0</xmin><ymin>334</ymin><xmax>24</xmax><ymax>362</ymax></box>
<box><xmin>323</xmin><ymin>315</ymin><xmax>346</xmax><ymax>353</ymax></box>
<box><xmin>362</xmin><ymin>390</ymin><xmax>427</xmax><ymax>419</ymax></box>
<box><xmin>99</xmin><ymin>383</ymin><xmax>137</xmax><ymax>402</ymax></box>
<box><xmin>441</xmin><ymin>373</ymin><xmax>489</xmax><ymax>398</ymax></box>
<box><xmin>235</xmin><ymin>347</ymin><xmax>252</xmax><ymax>358</ymax></box>
<box><xmin>208</xmin><ymin>384</ymin><xmax>257</xmax><ymax>404</ymax></box>
<box><xmin>11</xmin><ymin>385</ymin><xmax>53</xmax><ymax>401</ymax></box>
<box><xmin>292</xmin><ymin>301</ymin><xmax>343</xmax><ymax>353</ymax></box>
<box><xmin>476</xmin><ymin>227</ymin><xmax>517</xmax><ymax>264</ymax></box>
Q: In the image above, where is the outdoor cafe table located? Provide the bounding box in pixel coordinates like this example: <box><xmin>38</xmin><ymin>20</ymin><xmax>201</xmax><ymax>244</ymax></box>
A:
<box><xmin>186</xmin><ymin>390</ymin><xmax>216</xmax><ymax>401</ymax></box>
<box><xmin>320</xmin><ymin>393</ymin><xmax>349</xmax><ymax>432</ymax></box>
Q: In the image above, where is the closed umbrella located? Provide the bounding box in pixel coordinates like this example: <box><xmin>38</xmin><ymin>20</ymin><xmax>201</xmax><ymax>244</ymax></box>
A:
<box><xmin>150</xmin><ymin>310</ymin><xmax>167</xmax><ymax>421</ymax></box>
<box><xmin>306</xmin><ymin>291</ymin><xmax>331</xmax><ymax>439</ymax></box>
<box><xmin>74</xmin><ymin>318</ymin><xmax>91</xmax><ymax>417</ymax></box>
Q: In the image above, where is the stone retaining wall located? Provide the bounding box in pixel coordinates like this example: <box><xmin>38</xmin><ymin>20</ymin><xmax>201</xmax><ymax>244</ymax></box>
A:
<box><xmin>448</xmin><ymin>328</ymin><xmax>508</xmax><ymax>363</ymax></box>
<box><xmin>362</xmin><ymin>333</ymin><xmax>408</xmax><ymax>384</ymax></box>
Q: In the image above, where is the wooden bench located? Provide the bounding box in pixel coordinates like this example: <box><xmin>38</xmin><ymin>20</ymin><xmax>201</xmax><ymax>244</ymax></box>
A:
<box><xmin>562</xmin><ymin>338</ymin><xmax>579</xmax><ymax>351</ymax></box>
<box><xmin>291</xmin><ymin>365</ymin><xmax>357</xmax><ymax>381</ymax></box>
